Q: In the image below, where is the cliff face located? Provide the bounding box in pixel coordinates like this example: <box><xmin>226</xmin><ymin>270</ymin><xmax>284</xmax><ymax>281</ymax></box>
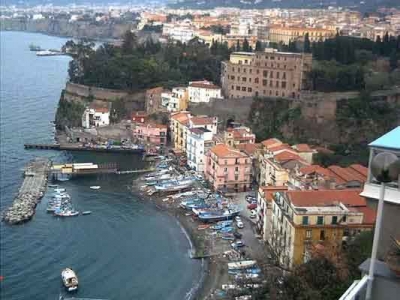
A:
<box><xmin>0</xmin><ymin>18</ymin><xmax>136</xmax><ymax>39</ymax></box>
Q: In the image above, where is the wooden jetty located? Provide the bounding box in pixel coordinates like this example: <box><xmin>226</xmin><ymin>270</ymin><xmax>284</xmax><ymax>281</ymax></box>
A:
<box><xmin>24</xmin><ymin>143</ymin><xmax>145</xmax><ymax>154</ymax></box>
<box><xmin>50</xmin><ymin>162</ymin><xmax>117</xmax><ymax>180</ymax></box>
<box><xmin>2</xmin><ymin>158</ymin><xmax>50</xmax><ymax>225</ymax></box>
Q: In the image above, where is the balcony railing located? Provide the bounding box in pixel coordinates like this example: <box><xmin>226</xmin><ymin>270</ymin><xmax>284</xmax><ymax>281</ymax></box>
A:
<box><xmin>339</xmin><ymin>275</ymin><xmax>368</xmax><ymax>300</ymax></box>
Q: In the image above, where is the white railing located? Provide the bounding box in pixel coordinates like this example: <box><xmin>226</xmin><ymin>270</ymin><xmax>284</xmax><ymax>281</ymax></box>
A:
<box><xmin>339</xmin><ymin>275</ymin><xmax>369</xmax><ymax>300</ymax></box>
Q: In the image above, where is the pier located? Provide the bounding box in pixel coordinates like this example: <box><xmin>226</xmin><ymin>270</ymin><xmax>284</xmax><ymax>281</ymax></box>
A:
<box><xmin>2</xmin><ymin>158</ymin><xmax>50</xmax><ymax>225</ymax></box>
<box><xmin>24</xmin><ymin>143</ymin><xmax>145</xmax><ymax>154</ymax></box>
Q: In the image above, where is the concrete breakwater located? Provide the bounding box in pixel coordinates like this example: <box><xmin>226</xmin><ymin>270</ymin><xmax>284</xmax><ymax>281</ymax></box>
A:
<box><xmin>2</xmin><ymin>158</ymin><xmax>50</xmax><ymax>225</ymax></box>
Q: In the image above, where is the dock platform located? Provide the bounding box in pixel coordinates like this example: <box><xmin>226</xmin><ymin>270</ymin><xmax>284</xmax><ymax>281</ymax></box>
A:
<box><xmin>24</xmin><ymin>143</ymin><xmax>145</xmax><ymax>154</ymax></box>
<box><xmin>2</xmin><ymin>158</ymin><xmax>50</xmax><ymax>225</ymax></box>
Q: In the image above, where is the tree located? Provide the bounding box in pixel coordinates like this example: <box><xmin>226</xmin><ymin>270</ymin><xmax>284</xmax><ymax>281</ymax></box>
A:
<box><xmin>390</xmin><ymin>49</ymin><xmax>398</xmax><ymax>71</ymax></box>
<box><xmin>255</xmin><ymin>40</ymin><xmax>262</xmax><ymax>51</ymax></box>
<box><xmin>242</xmin><ymin>38</ymin><xmax>250</xmax><ymax>52</ymax></box>
<box><xmin>304</xmin><ymin>33</ymin><xmax>311</xmax><ymax>53</ymax></box>
<box><xmin>122</xmin><ymin>30</ymin><xmax>137</xmax><ymax>54</ymax></box>
<box><xmin>236</xmin><ymin>40</ymin><xmax>241</xmax><ymax>52</ymax></box>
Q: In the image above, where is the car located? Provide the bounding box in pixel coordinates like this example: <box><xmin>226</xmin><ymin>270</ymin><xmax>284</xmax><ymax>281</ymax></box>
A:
<box><xmin>235</xmin><ymin>216</ymin><xmax>242</xmax><ymax>222</ymax></box>
<box><xmin>231</xmin><ymin>240</ymin><xmax>245</xmax><ymax>248</ymax></box>
<box><xmin>246</xmin><ymin>196</ymin><xmax>256</xmax><ymax>203</ymax></box>
<box><xmin>233</xmin><ymin>232</ymin><xmax>242</xmax><ymax>239</ymax></box>
<box><xmin>236</xmin><ymin>221</ymin><xmax>244</xmax><ymax>229</ymax></box>
<box><xmin>247</xmin><ymin>203</ymin><xmax>257</xmax><ymax>210</ymax></box>
<box><xmin>250</xmin><ymin>210</ymin><xmax>257</xmax><ymax>219</ymax></box>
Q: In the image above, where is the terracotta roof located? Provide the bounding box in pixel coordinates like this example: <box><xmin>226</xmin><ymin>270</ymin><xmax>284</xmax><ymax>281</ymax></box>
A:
<box><xmin>293</xmin><ymin>144</ymin><xmax>314</xmax><ymax>153</ymax></box>
<box><xmin>171</xmin><ymin>112</ymin><xmax>190</xmax><ymax>123</ymax></box>
<box><xmin>89</xmin><ymin>103</ymin><xmax>109</xmax><ymax>113</ymax></box>
<box><xmin>261</xmin><ymin>138</ymin><xmax>282</xmax><ymax>148</ymax></box>
<box><xmin>348</xmin><ymin>164</ymin><xmax>368</xmax><ymax>178</ymax></box>
<box><xmin>286</xmin><ymin>190</ymin><xmax>366</xmax><ymax>207</ymax></box>
<box><xmin>356</xmin><ymin>206</ymin><xmax>377</xmax><ymax>225</ymax></box>
<box><xmin>328</xmin><ymin>166</ymin><xmax>366</xmax><ymax>184</ymax></box>
<box><xmin>210</xmin><ymin>144</ymin><xmax>248</xmax><ymax>158</ymax></box>
<box><xmin>132</xmin><ymin>111</ymin><xmax>148</xmax><ymax>118</ymax></box>
<box><xmin>190</xmin><ymin>116</ymin><xmax>215</xmax><ymax>126</ymax></box>
<box><xmin>146</xmin><ymin>87</ymin><xmax>164</xmax><ymax>94</ymax></box>
<box><xmin>268</xmin><ymin>144</ymin><xmax>293</xmax><ymax>153</ymax></box>
<box><xmin>189</xmin><ymin>127</ymin><xmax>210</xmax><ymax>134</ymax></box>
<box><xmin>299</xmin><ymin>165</ymin><xmax>332</xmax><ymax>177</ymax></box>
<box><xmin>274</xmin><ymin>150</ymin><xmax>303</xmax><ymax>163</ymax></box>
<box><xmin>260</xmin><ymin>186</ymin><xmax>288</xmax><ymax>202</ymax></box>
<box><xmin>189</xmin><ymin>82</ymin><xmax>220</xmax><ymax>90</ymax></box>
<box><xmin>236</xmin><ymin>143</ymin><xmax>261</xmax><ymax>155</ymax></box>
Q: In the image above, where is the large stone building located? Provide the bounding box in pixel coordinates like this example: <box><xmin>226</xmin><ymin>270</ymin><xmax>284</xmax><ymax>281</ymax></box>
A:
<box><xmin>268</xmin><ymin>26</ymin><xmax>336</xmax><ymax>45</ymax></box>
<box><xmin>221</xmin><ymin>49</ymin><xmax>312</xmax><ymax>100</ymax></box>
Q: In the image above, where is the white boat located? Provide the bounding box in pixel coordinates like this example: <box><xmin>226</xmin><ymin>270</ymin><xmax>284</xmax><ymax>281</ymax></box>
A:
<box><xmin>54</xmin><ymin>209</ymin><xmax>79</xmax><ymax>217</ymax></box>
<box><xmin>82</xmin><ymin>211</ymin><xmax>92</xmax><ymax>215</ymax></box>
<box><xmin>90</xmin><ymin>186</ymin><xmax>101</xmax><ymax>190</ymax></box>
<box><xmin>61</xmin><ymin>268</ymin><xmax>78</xmax><ymax>292</ymax></box>
<box><xmin>228</xmin><ymin>260</ymin><xmax>257</xmax><ymax>270</ymax></box>
<box><xmin>54</xmin><ymin>188</ymin><xmax>66</xmax><ymax>193</ymax></box>
<box><xmin>48</xmin><ymin>184</ymin><xmax>58</xmax><ymax>188</ymax></box>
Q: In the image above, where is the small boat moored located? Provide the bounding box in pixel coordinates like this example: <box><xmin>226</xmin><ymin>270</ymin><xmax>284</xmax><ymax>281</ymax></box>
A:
<box><xmin>90</xmin><ymin>186</ymin><xmax>101</xmax><ymax>190</ymax></box>
<box><xmin>82</xmin><ymin>211</ymin><xmax>92</xmax><ymax>215</ymax></box>
<box><xmin>61</xmin><ymin>268</ymin><xmax>78</xmax><ymax>292</ymax></box>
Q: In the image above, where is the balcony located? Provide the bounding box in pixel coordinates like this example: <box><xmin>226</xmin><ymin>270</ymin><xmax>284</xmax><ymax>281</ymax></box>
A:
<box><xmin>339</xmin><ymin>259</ymin><xmax>400</xmax><ymax>300</ymax></box>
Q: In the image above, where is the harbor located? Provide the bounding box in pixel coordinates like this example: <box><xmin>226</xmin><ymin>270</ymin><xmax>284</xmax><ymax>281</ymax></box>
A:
<box><xmin>24</xmin><ymin>143</ymin><xmax>145</xmax><ymax>154</ymax></box>
<box><xmin>2</xmin><ymin>158</ymin><xmax>51</xmax><ymax>224</ymax></box>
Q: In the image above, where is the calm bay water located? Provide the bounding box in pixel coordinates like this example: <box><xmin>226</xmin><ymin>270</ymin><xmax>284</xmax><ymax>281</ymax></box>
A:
<box><xmin>0</xmin><ymin>31</ymin><xmax>201</xmax><ymax>300</ymax></box>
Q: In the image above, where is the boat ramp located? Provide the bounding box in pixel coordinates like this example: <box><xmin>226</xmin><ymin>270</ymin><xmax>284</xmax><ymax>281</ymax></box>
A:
<box><xmin>2</xmin><ymin>158</ymin><xmax>50</xmax><ymax>225</ymax></box>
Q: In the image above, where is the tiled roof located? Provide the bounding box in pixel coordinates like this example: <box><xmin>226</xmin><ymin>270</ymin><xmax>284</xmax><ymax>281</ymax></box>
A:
<box><xmin>171</xmin><ymin>112</ymin><xmax>190</xmax><ymax>123</ymax></box>
<box><xmin>299</xmin><ymin>165</ymin><xmax>332</xmax><ymax>177</ymax></box>
<box><xmin>286</xmin><ymin>190</ymin><xmax>366</xmax><ymax>207</ymax></box>
<box><xmin>356</xmin><ymin>206</ymin><xmax>377</xmax><ymax>225</ymax></box>
<box><xmin>274</xmin><ymin>150</ymin><xmax>303</xmax><ymax>163</ymax></box>
<box><xmin>189</xmin><ymin>82</ymin><xmax>220</xmax><ymax>90</ymax></box>
<box><xmin>348</xmin><ymin>164</ymin><xmax>368</xmax><ymax>178</ymax></box>
<box><xmin>190</xmin><ymin>116</ymin><xmax>215</xmax><ymax>126</ymax></box>
<box><xmin>146</xmin><ymin>87</ymin><xmax>164</xmax><ymax>94</ymax></box>
<box><xmin>260</xmin><ymin>186</ymin><xmax>288</xmax><ymax>202</ymax></box>
<box><xmin>261</xmin><ymin>138</ymin><xmax>282</xmax><ymax>148</ymax></box>
<box><xmin>268</xmin><ymin>144</ymin><xmax>293</xmax><ymax>153</ymax></box>
<box><xmin>236</xmin><ymin>143</ymin><xmax>261</xmax><ymax>155</ymax></box>
<box><xmin>328</xmin><ymin>165</ymin><xmax>366</xmax><ymax>184</ymax></box>
<box><xmin>210</xmin><ymin>144</ymin><xmax>248</xmax><ymax>158</ymax></box>
<box><xmin>293</xmin><ymin>144</ymin><xmax>314</xmax><ymax>152</ymax></box>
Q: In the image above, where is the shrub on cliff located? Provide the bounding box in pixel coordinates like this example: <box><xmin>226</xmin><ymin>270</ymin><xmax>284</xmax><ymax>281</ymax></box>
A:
<box><xmin>55</xmin><ymin>93</ymin><xmax>86</xmax><ymax>130</ymax></box>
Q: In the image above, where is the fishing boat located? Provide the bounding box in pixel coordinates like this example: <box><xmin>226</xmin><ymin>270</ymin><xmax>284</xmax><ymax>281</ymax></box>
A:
<box><xmin>48</xmin><ymin>184</ymin><xmax>58</xmax><ymax>188</ymax></box>
<box><xmin>81</xmin><ymin>211</ymin><xmax>92</xmax><ymax>215</ymax></box>
<box><xmin>61</xmin><ymin>268</ymin><xmax>78</xmax><ymax>292</ymax></box>
<box><xmin>154</xmin><ymin>178</ymin><xmax>194</xmax><ymax>193</ymax></box>
<box><xmin>54</xmin><ymin>209</ymin><xmax>79</xmax><ymax>217</ymax></box>
<box><xmin>90</xmin><ymin>186</ymin><xmax>101</xmax><ymax>190</ymax></box>
<box><xmin>54</xmin><ymin>188</ymin><xmax>66</xmax><ymax>193</ymax></box>
<box><xmin>196</xmin><ymin>208</ymin><xmax>241</xmax><ymax>223</ymax></box>
<box><xmin>228</xmin><ymin>260</ymin><xmax>257</xmax><ymax>270</ymax></box>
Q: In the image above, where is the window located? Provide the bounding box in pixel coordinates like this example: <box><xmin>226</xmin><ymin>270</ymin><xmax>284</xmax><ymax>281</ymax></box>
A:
<box><xmin>302</xmin><ymin>216</ymin><xmax>308</xmax><ymax>225</ymax></box>
<box><xmin>320</xmin><ymin>230</ymin><xmax>325</xmax><ymax>240</ymax></box>
<box><xmin>236</xmin><ymin>86</ymin><xmax>240</xmax><ymax>91</ymax></box>
<box><xmin>277</xmin><ymin>72</ymin><xmax>280</xmax><ymax>79</ymax></box>
<box><xmin>235</xmin><ymin>166</ymin><xmax>239</xmax><ymax>171</ymax></box>
<box><xmin>231</xmin><ymin>75</ymin><xmax>235</xmax><ymax>80</ymax></box>
<box><xmin>276</xmin><ymin>81</ymin><xmax>279</xmax><ymax>88</ymax></box>
<box><xmin>224</xmin><ymin>167</ymin><xmax>227</xmax><ymax>172</ymax></box>
<box><xmin>270</xmin><ymin>71</ymin><xmax>273</xmax><ymax>78</ymax></box>
<box><xmin>224</xmin><ymin>160</ymin><xmax>227</xmax><ymax>165</ymax></box>
<box><xmin>245</xmin><ymin>59</ymin><xmax>248</xmax><ymax>64</ymax></box>
<box><xmin>249</xmin><ymin>69</ymin><xmax>252</xmax><ymax>74</ymax></box>
<box><xmin>283</xmin><ymin>72</ymin><xmax>286</xmax><ymax>79</ymax></box>
<box><xmin>242</xmin><ymin>77</ymin><xmax>247</xmax><ymax>82</ymax></box>
<box><xmin>248</xmin><ymin>87</ymin><xmax>252</xmax><ymax>92</ymax></box>
<box><xmin>270</xmin><ymin>80</ymin><xmax>273</xmax><ymax>87</ymax></box>
<box><xmin>249</xmin><ymin>78</ymin><xmax>252</xmax><ymax>82</ymax></box>
<box><xmin>263</xmin><ymin>70</ymin><xmax>268</xmax><ymax>77</ymax></box>
<box><xmin>263</xmin><ymin>79</ymin><xmax>267</xmax><ymax>86</ymax></box>
<box><xmin>232</xmin><ymin>67</ymin><xmax>235</xmax><ymax>72</ymax></box>
<box><xmin>270</xmin><ymin>56</ymin><xmax>275</xmax><ymax>60</ymax></box>
<box><xmin>317</xmin><ymin>216</ymin><xmax>324</xmax><ymax>225</ymax></box>
<box><xmin>243</xmin><ymin>68</ymin><xmax>247</xmax><ymax>73</ymax></box>
<box><xmin>235</xmin><ymin>175</ymin><xmax>239</xmax><ymax>181</ymax></box>
<box><xmin>256</xmin><ymin>69</ymin><xmax>259</xmax><ymax>74</ymax></box>
<box><xmin>282</xmin><ymin>81</ymin><xmax>286</xmax><ymax>88</ymax></box>
<box><xmin>343</xmin><ymin>215</ymin><xmax>347</xmax><ymax>223</ymax></box>
<box><xmin>332</xmin><ymin>216</ymin><xmax>338</xmax><ymax>224</ymax></box>
<box><xmin>306</xmin><ymin>230</ymin><xmax>312</xmax><ymax>239</ymax></box>
<box><xmin>242</xmin><ymin>86</ymin><xmax>246</xmax><ymax>91</ymax></box>
<box><xmin>238</xmin><ymin>68</ymin><xmax>241</xmax><ymax>73</ymax></box>
<box><xmin>255</xmin><ymin>78</ymin><xmax>259</xmax><ymax>84</ymax></box>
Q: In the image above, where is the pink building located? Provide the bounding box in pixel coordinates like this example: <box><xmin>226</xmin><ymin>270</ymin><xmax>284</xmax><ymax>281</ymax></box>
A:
<box><xmin>204</xmin><ymin>144</ymin><xmax>252</xmax><ymax>192</ymax></box>
<box><xmin>132</xmin><ymin>123</ymin><xmax>167</xmax><ymax>146</ymax></box>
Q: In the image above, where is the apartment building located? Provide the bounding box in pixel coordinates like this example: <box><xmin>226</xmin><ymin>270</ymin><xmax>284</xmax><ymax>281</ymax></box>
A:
<box><xmin>161</xmin><ymin>87</ymin><xmax>188</xmax><ymax>112</ymax></box>
<box><xmin>204</xmin><ymin>144</ymin><xmax>252</xmax><ymax>192</ymax></box>
<box><xmin>224</xmin><ymin>126</ymin><xmax>256</xmax><ymax>147</ymax></box>
<box><xmin>188</xmin><ymin>80</ymin><xmax>222</xmax><ymax>103</ymax></box>
<box><xmin>132</xmin><ymin>123</ymin><xmax>167</xmax><ymax>146</ymax></box>
<box><xmin>270</xmin><ymin>190</ymin><xmax>375</xmax><ymax>268</ymax></box>
<box><xmin>170</xmin><ymin>111</ymin><xmax>190</xmax><ymax>151</ymax></box>
<box><xmin>268</xmin><ymin>26</ymin><xmax>336</xmax><ymax>44</ymax></box>
<box><xmin>221</xmin><ymin>49</ymin><xmax>312</xmax><ymax>99</ymax></box>
<box><xmin>186</xmin><ymin>128</ymin><xmax>214</xmax><ymax>173</ymax></box>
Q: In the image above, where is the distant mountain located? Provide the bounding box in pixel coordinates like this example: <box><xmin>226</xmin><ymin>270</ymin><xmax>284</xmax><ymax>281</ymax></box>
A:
<box><xmin>169</xmin><ymin>0</ymin><xmax>400</xmax><ymax>11</ymax></box>
<box><xmin>1</xmin><ymin>0</ymin><xmax>168</xmax><ymax>7</ymax></box>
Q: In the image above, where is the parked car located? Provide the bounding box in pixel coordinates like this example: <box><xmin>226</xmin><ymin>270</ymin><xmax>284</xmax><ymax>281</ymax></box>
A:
<box><xmin>233</xmin><ymin>232</ymin><xmax>243</xmax><ymax>239</ymax></box>
<box><xmin>246</xmin><ymin>196</ymin><xmax>256</xmax><ymax>203</ymax></box>
<box><xmin>247</xmin><ymin>203</ymin><xmax>257</xmax><ymax>210</ymax></box>
<box><xmin>236</xmin><ymin>221</ymin><xmax>244</xmax><ymax>229</ymax></box>
<box><xmin>235</xmin><ymin>216</ymin><xmax>242</xmax><ymax>222</ymax></box>
<box><xmin>250</xmin><ymin>210</ymin><xmax>257</xmax><ymax>219</ymax></box>
<box><xmin>231</xmin><ymin>240</ymin><xmax>245</xmax><ymax>248</ymax></box>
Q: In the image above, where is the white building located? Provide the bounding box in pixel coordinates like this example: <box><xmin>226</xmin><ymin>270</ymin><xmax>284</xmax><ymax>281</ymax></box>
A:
<box><xmin>161</xmin><ymin>87</ymin><xmax>188</xmax><ymax>112</ymax></box>
<box><xmin>82</xmin><ymin>106</ymin><xmax>110</xmax><ymax>128</ymax></box>
<box><xmin>188</xmin><ymin>80</ymin><xmax>222</xmax><ymax>103</ymax></box>
<box><xmin>162</xmin><ymin>20</ymin><xmax>195</xmax><ymax>43</ymax></box>
<box><xmin>186</xmin><ymin>127</ymin><xmax>214</xmax><ymax>173</ymax></box>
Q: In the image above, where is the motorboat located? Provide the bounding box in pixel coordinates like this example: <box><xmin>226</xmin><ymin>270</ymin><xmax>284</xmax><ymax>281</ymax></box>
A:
<box><xmin>196</xmin><ymin>208</ymin><xmax>241</xmax><ymax>223</ymax></box>
<box><xmin>61</xmin><ymin>268</ymin><xmax>78</xmax><ymax>292</ymax></box>
<box><xmin>54</xmin><ymin>188</ymin><xmax>66</xmax><ymax>193</ymax></box>
<box><xmin>54</xmin><ymin>209</ymin><xmax>79</xmax><ymax>217</ymax></box>
<box><xmin>228</xmin><ymin>260</ymin><xmax>257</xmax><ymax>271</ymax></box>
<box><xmin>90</xmin><ymin>186</ymin><xmax>101</xmax><ymax>190</ymax></box>
<box><xmin>48</xmin><ymin>184</ymin><xmax>58</xmax><ymax>188</ymax></box>
<box><xmin>81</xmin><ymin>211</ymin><xmax>92</xmax><ymax>215</ymax></box>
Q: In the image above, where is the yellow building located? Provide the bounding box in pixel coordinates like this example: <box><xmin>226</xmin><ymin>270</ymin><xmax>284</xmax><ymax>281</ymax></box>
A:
<box><xmin>268</xmin><ymin>26</ymin><xmax>336</xmax><ymax>45</ymax></box>
<box><xmin>269</xmin><ymin>190</ymin><xmax>376</xmax><ymax>268</ymax></box>
<box><xmin>170</xmin><ymin>111</ymin><xmax>190</xmax><ymax>151</ymax></box>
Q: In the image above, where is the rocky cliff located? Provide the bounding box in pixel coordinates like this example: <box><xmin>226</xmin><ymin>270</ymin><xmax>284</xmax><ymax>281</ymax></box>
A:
<box><xmin>0</xmin><ymin>18</ymin><xmax>136</xmax><ymax>39</ymax></box>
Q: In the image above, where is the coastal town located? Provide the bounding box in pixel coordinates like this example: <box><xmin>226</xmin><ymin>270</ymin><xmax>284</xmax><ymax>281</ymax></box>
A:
<box><xmin>1</xmin><ymin>1</ymin><xmax>400</xmax><ymax>300</ymax></box>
